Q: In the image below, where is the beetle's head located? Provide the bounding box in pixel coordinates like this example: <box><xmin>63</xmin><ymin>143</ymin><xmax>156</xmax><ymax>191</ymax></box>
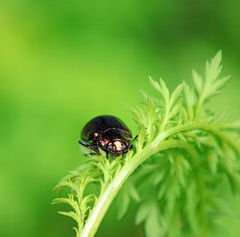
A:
<box><xmin>105</xmin><ymin>139</ymin><xmax>129</xmax><ymax>156</ymax></box>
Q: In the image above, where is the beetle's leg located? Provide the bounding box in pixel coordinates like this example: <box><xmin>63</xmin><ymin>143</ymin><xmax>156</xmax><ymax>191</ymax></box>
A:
<box><xmin>106</xmin><ymin>152</ymin><xmax>109</xmax><ymax>159</ymax></box>
<box><xmin>79</xmin><ymin>140</ymin><xmax>101</xmax><ymax>156</ymax></box>
<box><xmin>79</xmin><ymin>140</ymin><xmax>90</xmax><ymax>147</ymax></box>
<box><xmin>91</xmin><ymin>147</ymin><xmax>101</xmax><ymax>155</ymax></box>
<box><xmin>85</xmin><ymin>152</ymin><xmax>98</xmax><ymax>156</ymax></box>
<box><xmin>111</xmin><ymin>154</ymin><xmax>115</xmax><ymax>160</ymax></box>
<box><xmin>129</xmin><ymin>134</ymin><xmax>138</xmax><ymax>149</ymax></box>
<box><xmin>122</xmin><ymin>153</ymin><xmax>124</xmax><ymax>159</ymax></box>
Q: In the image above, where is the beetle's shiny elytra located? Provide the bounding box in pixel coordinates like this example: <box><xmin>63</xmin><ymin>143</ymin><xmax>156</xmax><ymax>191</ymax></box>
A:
<box><xmin>79</xmin><ymin>115</ymin><xmax>138</xmax><ymax>159</ymax></box>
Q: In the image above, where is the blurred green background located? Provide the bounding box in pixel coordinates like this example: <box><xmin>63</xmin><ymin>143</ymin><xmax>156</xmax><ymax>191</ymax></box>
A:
<box><xmin>0</xmin><ymin>0</ymin><xmax>240</xmax><ymax>236</ymax></box>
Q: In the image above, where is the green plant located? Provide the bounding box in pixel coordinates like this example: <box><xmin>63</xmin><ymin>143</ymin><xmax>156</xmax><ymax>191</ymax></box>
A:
<box><xmin>53</xmin><ymin>51</ymin><xmax>240</xmax><ymax>237</ymax></box>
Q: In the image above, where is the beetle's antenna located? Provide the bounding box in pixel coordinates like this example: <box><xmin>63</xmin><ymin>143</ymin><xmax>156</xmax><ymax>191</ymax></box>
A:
<box><xmin>129</xmin><ymin>134</ymin><xmax>138</xmax><ymax>149</ymax></box>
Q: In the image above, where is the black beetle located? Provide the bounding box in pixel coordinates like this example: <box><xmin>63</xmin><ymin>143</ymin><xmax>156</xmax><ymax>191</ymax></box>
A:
<box><xmin>79</xmin><ymin>115</ymin><xmax>138</xmax><ymax>159</ymax></box>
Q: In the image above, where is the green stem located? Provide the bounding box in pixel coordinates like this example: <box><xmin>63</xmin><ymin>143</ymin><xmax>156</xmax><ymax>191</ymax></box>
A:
<box><xmin>167</xmin><ymin>122</ymin><xmax>240</xmax><ymax>155</ymax></box>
